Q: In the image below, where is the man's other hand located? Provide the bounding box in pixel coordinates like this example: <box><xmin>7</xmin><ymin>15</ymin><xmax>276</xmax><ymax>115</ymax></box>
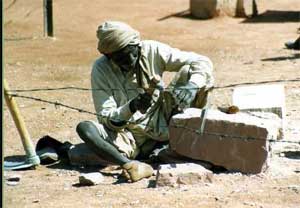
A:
<box><xmin>129</xmin><ymin>93</ymin><xmax>152</xmax><ymax>113</ymax></box>
<box><xmin>172</xmin><ymin>81</ymin><xmax>198</xmax><ymax>108</ymax></box>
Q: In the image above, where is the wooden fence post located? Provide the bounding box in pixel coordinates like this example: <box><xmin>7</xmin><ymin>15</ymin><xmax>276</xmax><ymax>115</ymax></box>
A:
<box><xmin>43</xmin><ymin>0</ymin><xmax>54</xmax><ymax>37</ymax></box>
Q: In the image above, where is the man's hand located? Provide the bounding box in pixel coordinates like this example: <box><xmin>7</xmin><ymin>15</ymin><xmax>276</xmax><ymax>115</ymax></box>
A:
<box><xmin>129</xmin><ymin>93</ymin><xmax>152</xmax><ymax>113</ymax></box>
<box><xmin>172</xmin><ymin>81</ymin><xmax>198</xmax><ymax>108</ymax></box>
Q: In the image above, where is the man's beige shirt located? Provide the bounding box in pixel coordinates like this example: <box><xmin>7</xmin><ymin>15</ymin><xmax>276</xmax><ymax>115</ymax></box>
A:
<box><xmin>91</xmin><ymin>40</ymin><xmax>214</xmax><ymax>146</ymax></box>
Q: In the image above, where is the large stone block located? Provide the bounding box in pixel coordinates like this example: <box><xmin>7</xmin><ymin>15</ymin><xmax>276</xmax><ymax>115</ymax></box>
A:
<box><xmin>190</xmin><ymin>0</ymin><xmax>257</xmax><ymax>19</ymax></box>
<box><xmin>155</xmin><ymin>163</ymin><xmax>213</xmax><ymax>187</ymax></box>
<box><xmin>232</xmin><ymin>84</ymin><xmax>286</xmax><ymax>139</ymax></box>
<box><xmin>169</xmin><ymin>108</ymin><xmax>280</xmax><ymax>173</ymax></box>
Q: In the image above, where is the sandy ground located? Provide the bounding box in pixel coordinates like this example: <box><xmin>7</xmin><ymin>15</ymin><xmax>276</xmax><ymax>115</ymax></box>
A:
<box><xmin>3</xmin><ymin>0</ymin><xmax>300</xmax><ymax>207</ymax></box>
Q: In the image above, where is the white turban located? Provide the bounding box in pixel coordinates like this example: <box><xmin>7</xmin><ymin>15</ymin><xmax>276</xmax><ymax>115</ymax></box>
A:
<box><xmin>96</xmin><ymin>21</ymin><xmax>140</xmax><ymax>54</ymax></box>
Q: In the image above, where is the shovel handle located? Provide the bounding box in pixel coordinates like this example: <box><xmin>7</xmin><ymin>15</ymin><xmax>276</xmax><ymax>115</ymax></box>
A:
<box><xmin>4</xmin><ymin>79</ymin><xmax>40</xmax><ymax>165</ymax></box>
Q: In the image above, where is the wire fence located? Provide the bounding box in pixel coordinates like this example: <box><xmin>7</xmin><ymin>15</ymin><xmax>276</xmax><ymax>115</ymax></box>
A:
<box><xmin>5</xmin><ymin>77</ymin><xmax>300</xmax><ymax>145</ymax></box>
<box><xmin>7</xmin><ymin>78</ymin><xmax>300</xmax><ymax>93</ymax></box>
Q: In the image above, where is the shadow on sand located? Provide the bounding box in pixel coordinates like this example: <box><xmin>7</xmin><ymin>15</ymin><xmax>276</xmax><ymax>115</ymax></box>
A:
<box><xmin>241</xmin><ymin>10</ymin><xmax>300</xmax><ymax>23</ymax></box>
<box><xmin>157</xmin><ymin>9</ymin><xmax>203</xmax><ymax>21</ymax></box>
<box><xmin>261</xmin><ymin>53</ymin><xmax>300</xmax><ymax>62</ymax></box>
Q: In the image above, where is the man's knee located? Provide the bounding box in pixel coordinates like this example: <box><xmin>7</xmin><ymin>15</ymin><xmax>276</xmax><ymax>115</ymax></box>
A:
<box><xmin>76</xmin><ymin>121</ymin><xmax>97</xmax><ymax>140</ymax></box>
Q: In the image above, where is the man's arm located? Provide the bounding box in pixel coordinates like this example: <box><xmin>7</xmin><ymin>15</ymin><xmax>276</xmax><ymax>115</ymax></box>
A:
<box><xmin>155</xmin><ymin>42</ymin><xmax>214</xmax><ymax>107</ymax></box>
<box><xmin>91</xmin><ymin>60</ymin><xmax>133</xmax><ymax>131</ymax></box>
<box><xmin>156</xmin><ymin>41</ymin><xmax>214</xmax><ymax>89</ymax></box>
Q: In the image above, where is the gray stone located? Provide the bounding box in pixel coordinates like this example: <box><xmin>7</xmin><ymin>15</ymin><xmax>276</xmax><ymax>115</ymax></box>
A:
<box><xmin>79</xmin><ymin>172</ymin><xmax>104</xmax><ymax>186</ymax></box>
<box><xmin>190</xmin><ymin>0</ymin><xmax>257</xmax><ymax>19</ymax></box>
<box><xmin>68</xmin><ymin>143</ymin><xmax>112</xmax><ymax>166</ymax></box>
<box><xmin>169</xmin><ymin>108</ymin><xmax>280</xmax><ymax>174</ymax></box>
<box><xmin>155</xmin><ymin>163</ymin><xmax>213</xmax><ymax>187</ymax></box>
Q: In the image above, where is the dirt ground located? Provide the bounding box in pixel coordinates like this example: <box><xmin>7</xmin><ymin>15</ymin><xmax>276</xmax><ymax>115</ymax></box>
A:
<box><xmin>3</xmin><ymin>0</ymin><xmax>300</xmax><ymax>207</ymax></box>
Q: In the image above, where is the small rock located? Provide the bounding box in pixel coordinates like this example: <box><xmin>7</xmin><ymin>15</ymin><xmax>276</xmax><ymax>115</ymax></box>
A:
<box><xmin>6</xmin><ymin>174</ymin><xmax>21</xmax><ymax>186</ymax></box>
<box><xmin>96</xmin><ymin>192</ymin><xmax>103</xmax><ymax>197</ymax></box>
<box><xmin>130</xmin><ymin>200</ymin><xmax>140</xmax><ymax>205</ymax></box>
<box><xmin>287</xmin><ymin>185</ymin><xmax>300</xmax><ymax>194</ymax></box>
<box><xmin>79</xmin><ymin>172</ymin><xmax>104</xmax><ymax>186</ymax></box>
<box><xmin>243</xmin><ymin>201</ymin><xmax>255</xmax><ymax>206</ymax></box>
<box><xmin>155</xmin><ymin>163</ymin><xmax>213</xmax><ymax>187</ymax></box>
<box><xmin>6</xmin><ymin>174</ymin><xmax>21</xmax><ymax>181</ymax></box>
<box><xmin>6</xmin><ymin>181</ymin><xmax>20</xmax><ymax>186</ymax></box>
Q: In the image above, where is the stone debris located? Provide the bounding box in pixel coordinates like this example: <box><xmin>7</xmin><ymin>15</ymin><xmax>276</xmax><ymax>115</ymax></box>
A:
<box><xmin>155</xmin><ymin>163</ymin><xmax>213</xmax><ymax>187</ymax></box>
<box><xmin>287</xmin><ymin>185</ymin><xmax>300</xmax><ymax>194</ymax></box>
<box><xmin>68</xmin><ymin>143</ymin><xmax>112</xmax><ymax>166</ymax></box>
<box><xmin>169</xmin><ymin>108</ymin><xmax>280</xmax><ymax>174</ymax></box>
<box><xmin>232</xmin><ymin>84</ymin><xmax>286</xmax><ymax>139</ymax></box>
<box><xmin>190</xmin><ymin>0</ymin><xmax>257</xmax><ymax>19</ymax></box>
<box><xmin>5</xmin><ymin>174</ymin><xmax>21</xmax><ymax>186</ymax></box>
<box><xmin>79</xmin><ymin>172</ymin><xmax>104</xmax><ymax>186</ymax></box>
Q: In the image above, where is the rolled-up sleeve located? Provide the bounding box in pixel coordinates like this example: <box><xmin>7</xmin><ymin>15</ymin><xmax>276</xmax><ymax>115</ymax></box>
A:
<box><xmin>157</xmin><ymin>42</ymin><xmax>214</xmax><ymax>89</ymax></box>
<box><xmin>91</xmin><ymin>60</ymin><xmax>133</xmax><ymax>131</ymax></box>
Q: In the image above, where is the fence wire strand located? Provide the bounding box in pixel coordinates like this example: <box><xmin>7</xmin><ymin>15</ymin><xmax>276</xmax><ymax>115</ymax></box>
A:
<box><xmin>5</xmin><ymin>92</ymin><xmax>300</xmax><ymax>145</ymax></box>
<box><xmin>7</xmin><ymin>78</ymin><xmax>300</xmax><ymax>93</ymax></box>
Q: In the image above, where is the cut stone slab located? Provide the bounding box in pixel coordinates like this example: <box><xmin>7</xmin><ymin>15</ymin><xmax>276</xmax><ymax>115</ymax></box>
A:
<box><xmin>155</xmin><ymin>163</ymin><xmax>213</xmax><ymax>187</ymax></box>
<box><xmin>232</xmin><ymin>84</ymin><xmax>286</xmax><ymax>139</ymax></box>
<box><xmin>190</xmin><ymin>0</ymin><xmax>257</xmax><ymax>19</ymax></box>
<box><xmin>68</xmin><ymin>143</ymin><xmax>112</xmax><ymax>166</ymax></box>
<box><xmin>79</xmin><ymin>172</ymin><xmax>104</xmax><ymax>186</ymax></box>
<box><xmin>169</xmin><ymin>108</ymin><xmax>280</xmax><ymax>174</ymax></box>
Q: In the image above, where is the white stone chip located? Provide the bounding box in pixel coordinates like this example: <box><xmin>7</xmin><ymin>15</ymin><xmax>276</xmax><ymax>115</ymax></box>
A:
<box><xmin>79</xmin><ymin>172</ymin><xmax>104</xmax><ymax>186</ymax></box>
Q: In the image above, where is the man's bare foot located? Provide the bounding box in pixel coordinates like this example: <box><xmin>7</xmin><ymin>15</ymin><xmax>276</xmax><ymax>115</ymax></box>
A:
<box><xmin>122</xmin><ymin>161</ymin><xmax>153</xmax><ymax>182</ymax></box>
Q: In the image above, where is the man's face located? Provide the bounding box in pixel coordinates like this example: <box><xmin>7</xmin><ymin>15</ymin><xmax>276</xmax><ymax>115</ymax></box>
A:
<box><xmin>105</xmin><ymin>45</ymin><xmax>139</xmax><ymax>72</ymax></box>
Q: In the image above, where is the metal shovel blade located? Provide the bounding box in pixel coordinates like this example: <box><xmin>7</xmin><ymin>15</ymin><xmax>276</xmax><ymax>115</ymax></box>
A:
<box><xmin>4</xmin><ymin>161</ymin><xmax>35</xmax><ymax>170</ymax></box>
<box><xmin>4</xmin><ymin>155</ymin><xmax>40</xmax><ymax>170</ymax></box>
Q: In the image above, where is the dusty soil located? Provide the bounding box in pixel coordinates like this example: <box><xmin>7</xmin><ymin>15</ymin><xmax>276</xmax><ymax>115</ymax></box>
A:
<box><xmin>3</xmin><ymin>0</ymin><xmax>300</xmax><ymax>207</ymax></box>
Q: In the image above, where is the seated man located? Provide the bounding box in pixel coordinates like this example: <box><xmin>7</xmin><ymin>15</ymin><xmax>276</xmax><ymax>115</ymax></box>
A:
<box><xmin>76</xmin><ymin>21</ymin><xmax>214</xmax><ymax>182</ymax></box>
